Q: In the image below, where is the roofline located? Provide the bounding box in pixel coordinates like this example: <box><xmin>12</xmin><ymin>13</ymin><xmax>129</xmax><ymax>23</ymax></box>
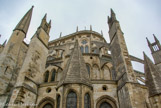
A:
<box><xmin>49</xmin><ymin>30</ymin><xmax>105</xmax><ymax>44</ymax></box>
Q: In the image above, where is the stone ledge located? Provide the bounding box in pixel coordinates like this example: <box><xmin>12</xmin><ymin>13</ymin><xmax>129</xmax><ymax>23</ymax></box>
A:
<box><xmin>39</xmin><ymin>81</ymin><xmax>58</xmax><ymax>88</ymax></box>
<box><xmin>91</xmin><ymin>80</ymin><xmax>117</xmax><ymax>84</ymax></box>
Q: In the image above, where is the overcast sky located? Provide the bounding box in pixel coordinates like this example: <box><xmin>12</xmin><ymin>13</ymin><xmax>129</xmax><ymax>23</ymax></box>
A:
<box><xmin>0</xmin><ymin>0</ymin><xmax>161</xmax><ymax>72</ymax></box>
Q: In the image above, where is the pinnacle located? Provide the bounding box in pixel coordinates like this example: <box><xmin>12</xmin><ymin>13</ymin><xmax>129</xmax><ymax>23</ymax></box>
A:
<box><xmin>110</xmin><ymin>8</ymin><xmax>115</xmax><ymax>14</ymax></box>
<box><xmin>14</xmin><ymin>6</ymin><xmax>33</xmax><ymax>36</ymax></box>
<box><xmin>153</xmin><ymin>34</ymin><xmax>159</xmax><ymax>42</ymax></box>
<box><xmin>90</xmin><ymin>25</ymin><xmax>92</xmax><ymax>31</ymax></box>
<box><xmin>43</xmin><ymin>13</ymin><xmax>47</xmax><ymax>20</ymax></box>
<box><xmin>49</xmin><ymin>20</ymin><xmax>51</xmax><ymax>26</ymax></box>
<box><xmin>76</xmin><ymin>26</ymin><xmax>78</xmax><ymax>32</ymax></box>
<box><xmin>146</xmin><ymin>37</ymin><xmax>151</xmax><ymax>46</ymax></box>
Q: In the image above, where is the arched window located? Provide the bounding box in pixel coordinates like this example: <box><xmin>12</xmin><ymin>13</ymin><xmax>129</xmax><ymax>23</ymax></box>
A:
<box><xmin>84</xmin><ymin>93</ymin><xmax>91</xmax><ymax>108</ymax></box>
<box><xmin>66</xmin><ymin>91</ymin><xmax>77</xmax><ymax>108</ymax></box>
<box><xmin>80</xmin><ymin>46</ymin><xmax>84</xmax><ymax>53</ymax></box>
<box><xmin>57</xmin><ymin>95</ymin><xmax>60</xmax><ymax>108</ymax></box>
<box><xmin>43</xmin><ymin>103</ymin><xmax>53</xmax><ymax>108</ymax></box>
<box><xmin>51</xmin><ymin>69</ymin><xmax>56</xmax><ymax>81</ymax></box>
<box><xmin>103</xmin><ymin>66</ymin><xmax>111</xmax><ymax>80</ymax></box>
<box><xmin>44</xmin><ymin>71</ymin><xmax>49</xmax><ymax>82</ymax></box>
<box><xmin>85</xmin><ymin>46</ymin><xmax>89</xmax><ymax>53</ymax></box>
<box><xmin>100</xmin><ymin>102</ymin><xmax>112</xmax><ymax>108</ymax></box>
<box><xmin>86</xmin><ymin>64</ymin><xmax>90</xmax><ymax>76</ymax></box>
<box><xmin>57</xmin><ymin>68</ymin><xmax>62</xmax><ymax>81</ymax></box>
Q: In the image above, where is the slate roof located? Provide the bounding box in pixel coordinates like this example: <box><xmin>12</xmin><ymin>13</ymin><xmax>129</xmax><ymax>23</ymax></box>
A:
<box><xmin>57</xmin><ymin>40</ymin><xmax>92</xmax><ymax>88</ymax></box>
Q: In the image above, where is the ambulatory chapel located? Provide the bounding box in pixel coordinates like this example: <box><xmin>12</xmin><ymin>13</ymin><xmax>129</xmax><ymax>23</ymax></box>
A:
<box><xmin>0</xmin><ymin>6</ymin><xmax>161</xmax><ymax>108</ymax></box>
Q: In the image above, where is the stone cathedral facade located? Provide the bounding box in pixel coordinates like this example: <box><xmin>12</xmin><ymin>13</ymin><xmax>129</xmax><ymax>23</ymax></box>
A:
<box><xmin>0</xmin><ymin>6</ymin><xmax>161</xmax><ymax>108</ymax></box>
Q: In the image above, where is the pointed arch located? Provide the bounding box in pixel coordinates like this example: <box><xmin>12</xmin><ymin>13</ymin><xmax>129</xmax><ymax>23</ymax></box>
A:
<box><xmin>102</xmin><ymin>65</ymin><xmax>111</xmax><ymax>80</ymax></box>
<box><xmin>96</xmin><ymin>95</ymin><xmax>117</xmax><ymax>108</ymax></box>
<box><xmin>93</xmin><ymin>64</ymin><xmax>100</xmax><ymax>79</ymax></box>
<box><xmin>100</xmin><ymin>102</ymin><xmax>112</xmax><ymax>108</ymax></box>
<box><xmin>38</xmin><ymin>97</ymin><xmax>55</xmax><ymax>108</ymax></box>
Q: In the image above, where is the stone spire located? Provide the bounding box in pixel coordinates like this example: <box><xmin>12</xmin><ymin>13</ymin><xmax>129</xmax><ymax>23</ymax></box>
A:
<box><xmin>108</xmin><ymin>9</ymin><xmax>118</xmax><ymax>29</ymax></box>
<box><xmin>110</xmin><ymin>8</ymin><xmax>116</xmax><ymax>21</ymax></box>
<box><xmin>146</xmin><ymin>37</ymin><xmax>153</xmax><ymax>52</ymax></box>
<box><xmin>57</xmin><ymin>40</ymin><xmax>92</xmax><ymax>88</ymax></box>
<box><xmin>14</xmin><ymin>6</ymin><xmax>34</xmax><ymax>35</ymax></box>
<box><xmin>153</xmin><ymin>34</ymin><xmax>161</xmax><ymax>49</ymax></box>
<box><xmin>143</xmin><ymin>52</ymin><xmax>161</xmax><ymax>96</ymax></box>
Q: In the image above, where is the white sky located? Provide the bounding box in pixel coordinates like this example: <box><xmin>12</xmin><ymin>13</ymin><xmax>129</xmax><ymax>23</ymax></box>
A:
<box><xmin>0</xmin><ymin>0</ymin><xmax>161</xmax><ymax>72</ymax></box>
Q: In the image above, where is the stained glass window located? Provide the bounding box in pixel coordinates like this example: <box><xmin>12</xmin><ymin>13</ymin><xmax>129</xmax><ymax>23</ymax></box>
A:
<box><xmin>66</xmin><ymin>91</ymin><xmax>77</xmax><ymax>108</ymax></box>
<box><xmin>44</xmin><ymin>71</ymin><xmax>49</xmax><ymax>82</ymax></box>
<box><xmin>85</xmin><ymin>46</ymin><xmax>89</xmax><ymax>53</ymax></box>
<box><xmin>80</xmin><ymin>46</ymin><xmax>84</xmax><ymax>53</ymax></box>
<box><xmin>84</xmin><ymin>93</ymin><xmax>91</xmax><ymax>108</ymax></box>
<box><xmin>100</xmin><ymin>102</ymin><xmax>112</xmax><ymax>108</ymax></box>
<box><xmin>82</xmin><ymin>40</ymin><xmax>87</xmax><ymax>44</ymax></box>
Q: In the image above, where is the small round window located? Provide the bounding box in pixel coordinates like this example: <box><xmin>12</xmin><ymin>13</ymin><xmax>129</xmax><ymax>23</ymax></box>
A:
<box><xmin>46</xmin><ymin>87</ymin><xmax>52</xmax><ymax>93</ymax></box>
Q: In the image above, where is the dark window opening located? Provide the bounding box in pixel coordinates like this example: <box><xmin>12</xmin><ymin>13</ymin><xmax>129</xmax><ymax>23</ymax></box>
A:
<box><xmin>44</xmin><ymin>71</ymin><xmax>49</xmax><ymax>82</ymax></box>
<box><xmin>102</xmin><ymin>85</ymin><xmax>107</xmax><ymax>91</ymax></box>
<box><xmin>46</xmin><ymin>87</ymin><xmax>52</xmax><ymax>93</ymax></box>
<box><xmin>57</xmin><ymin>95</ymin><xmax>60</xmax><ymax>108</ymax></box>
<box><xmin>84</xmin><ymin>93</ymin><xmax>91</xmax><ymax>108</ymax></box>
<box><xmin>51</xmin><ymin>69</ymin><xmax>56</xmax><ymax>81</ymax></box>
